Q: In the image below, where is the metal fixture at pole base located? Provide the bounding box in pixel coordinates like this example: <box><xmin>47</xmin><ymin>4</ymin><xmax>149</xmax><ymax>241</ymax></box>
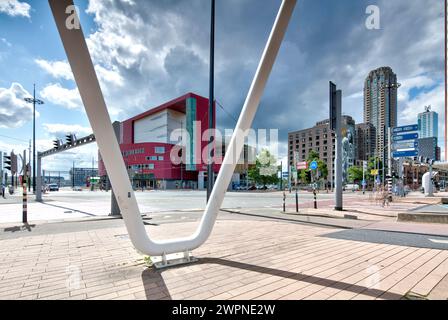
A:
<box><xmin>49</xmin><ymin>0</ymin><xmax>297</xmax><ymax>257</ymax></box>
<box><xmin>151</xmin><ymin>251</ymin><xmax>198</xmax><ymax>269</ymax></box>
<box><xmin>206</xmin><ymin>0</ymin><xmax>215</xmax><ymax>202</ymax></box>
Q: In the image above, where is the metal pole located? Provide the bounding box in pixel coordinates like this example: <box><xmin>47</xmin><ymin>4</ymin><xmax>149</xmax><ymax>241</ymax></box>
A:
<box><xmin>32</xmin><ymin>84</ymin><xmax>36</xmax><ymax>193</ymax></box>
<box><xmin>429</xmin><ymin>163</ymin><xmax>434</xmax><ymax>197</ymax></box>
<box><xmin>335</xmin><ymin>90</ymin><xmax>343</xmax><ymax>211</ymax></box>
<box><xmin>28</xmin><ymin>140</ymin><xmax>31</xmax><ymax>192</ymax></box>
<box><xmin>295</xmin><ymin>188</ymin><xmax>298</xmax><ymax>213</ymax></box>
<box><xmin>206</xmin><ymin>0</ymin><xmax>215</xmax><ymax>202</ymax></box>
<box><xmin>36</xmin><ymin>154</ymin><xmax>42</xmax><ymax>201</ymax></box>
<box><xmin>72</xmin><ymin>161</ymin><xmax>75</xmax><ymax>188</ymax></box>
<box><xmin>388</xmin><ymin>127</ymin><xmax>392</xmax><ymax>177</ymax></box>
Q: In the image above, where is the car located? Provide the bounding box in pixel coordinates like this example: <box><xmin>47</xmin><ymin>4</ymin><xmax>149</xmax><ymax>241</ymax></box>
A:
<box><xmin>73</xmin><ymin>186</ymin><xmax>83</xmax><ymax>191</ymax></box>
<box><xmin>47</xmin><ymin>184</ymin><xmax>59</xmax><ymax>192</ymax></box>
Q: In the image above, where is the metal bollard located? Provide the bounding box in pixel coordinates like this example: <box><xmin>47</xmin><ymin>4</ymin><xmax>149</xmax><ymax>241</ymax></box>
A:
<box><xmin>283</xmin><ymin>191</ymin><xmax>286</xmax><ymax>212</ymax></box>
<box><xmin>295</xmin><ymin>188</ymin><xmax>299</xmax><ymax>213</ymax></box>
<box><xmin>22</xmin><ymin>183</ymin><xmax>27</xmax><ymax>223</ymax></box>
<box><xmin>313</xmin><ymin>188</ymin><xmax>317</xmax><ymax>209</ymax></box>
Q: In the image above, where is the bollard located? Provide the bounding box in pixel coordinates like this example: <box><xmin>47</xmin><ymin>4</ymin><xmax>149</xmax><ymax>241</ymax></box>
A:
<box><xmin>283</xmin><ymin>191</ymin><xmax>286</xmax><ymax>212</ymax></box>
<box><xmin>295</xmin><ymin>188</ymin><xmax>299</xmax><ymax>213</ymax></box>
<box><xmin>22</xmin><ymin>182</ymin><xmax>27</xmax><ymax>223</ymax></box>
<box><xmin>313</xmin><ymin>188</ymin><xmax>317</xmax><ymax>209</ymax></box>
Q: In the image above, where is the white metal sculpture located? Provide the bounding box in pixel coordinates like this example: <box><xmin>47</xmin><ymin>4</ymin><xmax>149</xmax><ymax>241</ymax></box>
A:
<box><xmin>49</xmin><ymin>0</ymin><xmax>297</xmax><ymax>257</ymax></box>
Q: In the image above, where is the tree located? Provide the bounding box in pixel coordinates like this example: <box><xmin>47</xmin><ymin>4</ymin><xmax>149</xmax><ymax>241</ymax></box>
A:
<box><xmin>248</xmin><ymin>149</ymin><xmax>279</xmax><ymax>187</ymax></box>
<box><xmin>348</xmin><ymin>166</ymin><xmax>363</xmax><ymax>183</ymax></box>
<box><xmin>307</xmin><ymin>151</ymin><xmax>328</xmax><ymax>182</ymax></box>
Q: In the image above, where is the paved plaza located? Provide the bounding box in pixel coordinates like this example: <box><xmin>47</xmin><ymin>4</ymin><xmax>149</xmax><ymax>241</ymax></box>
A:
<box><xmin>0</xmin><ymin>210</ymin><xmax>447</xmax><ymax>300</ymax></box>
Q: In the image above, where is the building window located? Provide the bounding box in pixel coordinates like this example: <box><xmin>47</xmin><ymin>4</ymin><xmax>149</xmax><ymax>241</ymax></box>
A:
<box><xmin>148</xmin><ymin>164</ymin><xmax>155</xmax><ymax>170</ymax></box>
<box><xmin>155</xmin><ymin>147</ymin><xmax>165</xmax><ymax>154</ymax></box>
<box><xmin>158</xmin><ymin>156</ymin><xmax>164</xmax><ymax>161</ymax></box>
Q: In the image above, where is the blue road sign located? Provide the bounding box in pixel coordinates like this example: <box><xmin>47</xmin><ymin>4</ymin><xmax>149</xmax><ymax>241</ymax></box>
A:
<box><xmin>392</xmin><ymin>133</ymin><xmax>419</xmax><ymax>142</ymax></box>
<box><xmin>392</xmin><ymin>140</ymin><xmax>419</xmax><ymax>151</ymax></box>
<box><xmin>393</xmin><ymin>150</ymin><xmax>418</xmax><ymax>158</ymax></box>
<box><xmin>393</xmin><ymin>124</ymin><xmax>418</xmax><ymax>134</ymax></box>
<box><xmin>310</xmin><ymin>161</ymin><xmax>318</xmax><ymax>170</ymax></box>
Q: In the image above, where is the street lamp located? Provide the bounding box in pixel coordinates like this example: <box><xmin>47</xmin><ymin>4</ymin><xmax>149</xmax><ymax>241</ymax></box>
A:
<box><xmin>24</xmin><ymin>84</ymin><xmax>44</xmax><ymax>194</ymax></box>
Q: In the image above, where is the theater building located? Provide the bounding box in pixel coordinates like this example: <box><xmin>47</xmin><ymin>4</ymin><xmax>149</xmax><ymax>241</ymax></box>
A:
<box><xmin>98</xmin><ymin>93</ymin><xmax>221</xmax><ymax>190</ymax></box>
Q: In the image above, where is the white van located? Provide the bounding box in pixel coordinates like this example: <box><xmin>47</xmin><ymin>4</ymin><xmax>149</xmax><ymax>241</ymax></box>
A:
<box><xmin>345</xmin><ymin>184</ymin><xmax>359</xmax><ymax>192</ymax></box>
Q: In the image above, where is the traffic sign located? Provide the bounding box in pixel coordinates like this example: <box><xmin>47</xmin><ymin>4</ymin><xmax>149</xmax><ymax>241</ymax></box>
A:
<box><xmin>371</xmin><ymin>169</ymin><xmax>379</xmax><ymax>175</ymax></box>
<box><xmin>393</xmin><ymin>124</ymin><xmax>418</xmax><ymax>134</ymax></box>
<box><xmin>392</xmin><ymin>133</ymin><xmax>418</xmax><ymax>142</ymax></box>
<box><xmin>393</xmin><ymin>150</ymin><xmax>418</xmax><ymax>158</ymax></box>
<box><xmin>310</xmin><ymin>161</ymin><xmax>318</xmax><ymax>170</ymax></box>
<box><xmin>392</xmin><ymin>140</ymin><xmax>418</xmax><ymax>151</ymax></box>
<box><xmin>296</xmin><ymin>161</ymin><xmax>307</xmax><ymax>170</ymax></box>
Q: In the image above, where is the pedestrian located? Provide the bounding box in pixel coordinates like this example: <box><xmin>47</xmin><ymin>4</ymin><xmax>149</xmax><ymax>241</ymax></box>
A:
<box><xmin>382</xmin><ymin>187</ymin><xmax>390</xmax><ymax>207</ymax></box>
<box><xmin>1</xmin><ymin>183</ymin><xmax>5</xmax><ymax>199</ymax></box>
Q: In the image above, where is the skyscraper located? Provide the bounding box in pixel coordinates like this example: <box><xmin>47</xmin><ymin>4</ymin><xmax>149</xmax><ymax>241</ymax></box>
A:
<box><xmin>418</xmin><ymin>106</ymin><xmax>438</xmax><ymax>139</ymax></box>
<box><xmin>364</xmin><ymin>66</ymin><xmax>399</xmax><ymax>169</ymax></box>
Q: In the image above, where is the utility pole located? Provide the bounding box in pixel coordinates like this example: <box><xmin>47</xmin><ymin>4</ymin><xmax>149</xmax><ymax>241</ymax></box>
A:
<box><xmin>181</xmin><ymin>120</ymin><xmax>184</xmax><ymax>189</ymax></box>
<box><xmin>388</xmin><ymin>127</ymin><xmax>392</xmax><ymax>177</ymax></box>
<box><xmin>24</xmin><ymin>84</ymin><xmax>44</xmax><ymax>194</ymax></box>
<box><xmin>206</xmin><ymin>0</ymin><xmax>215</xmax><ymax>202</ymax></box>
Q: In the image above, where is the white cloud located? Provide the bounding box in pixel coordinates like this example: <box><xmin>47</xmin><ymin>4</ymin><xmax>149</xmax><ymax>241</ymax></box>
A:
<box><xmin>0</xmin><ymin>83</ymin><xmax>34</xmax><ymax>128</ymax></box>
<box><xmin>0</xmin><ymin>0</ymin><xmax>30</xmax><ymax>18</ymax></box>
<box><xmin>43</xmin><ymin>123</ymin><xmax>92</xmax><ymax>138</ymax></box>
<box><xmin>35</xmin><ymin>59</ymin><xmax>74</xmax><ymax>81</ymax></box>
<box><xmin>40</xmin><ymin>83</ymin><xmax>82</xmax><ymax>110</ymax></box>
<box><xmin>1</xmin><ymin>38</ymin><xmax>12</xmax><ymax>47</ymax></box>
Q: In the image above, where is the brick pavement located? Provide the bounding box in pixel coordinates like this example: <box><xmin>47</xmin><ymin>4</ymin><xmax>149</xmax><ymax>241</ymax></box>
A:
<box><xmin>0</xmin><ymin>219</ymin><xmax>447</xmax><ymax>300</ymax></box>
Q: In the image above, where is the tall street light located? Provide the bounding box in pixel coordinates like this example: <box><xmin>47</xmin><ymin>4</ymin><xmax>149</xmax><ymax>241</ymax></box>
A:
<box><xmin>24</xmin><ymin>84</ymin><xmax>45</xmax><ymax>193</ymax></box>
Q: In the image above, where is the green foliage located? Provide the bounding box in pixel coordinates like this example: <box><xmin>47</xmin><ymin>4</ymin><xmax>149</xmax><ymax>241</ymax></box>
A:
<box><xmin>248</xmin><ymin>149</ymin><xmax>279</xmax><ymax>187</ymax></box>
<box><xmin>348</xmin><ymin>166</ymin><xmax>363</xmax><ymax>183</ymax></box>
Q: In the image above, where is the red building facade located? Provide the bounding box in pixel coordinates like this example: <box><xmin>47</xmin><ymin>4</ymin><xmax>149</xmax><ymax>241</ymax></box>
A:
<box><xmin>98</xmin><ymin>93</ymin><xmax>219</xmax><ymax>189</ymax></box>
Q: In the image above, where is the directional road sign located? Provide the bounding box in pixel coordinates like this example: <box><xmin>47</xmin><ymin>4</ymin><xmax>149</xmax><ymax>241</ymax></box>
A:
<box><xmin>393</xmin><ymin>124</ymin><xmax>418</xmax><ymax>134</ymax></box>
<box><xmin>392</xmin><ymin>140</ymin><xmax>418</xmax><ymax>151</ymax></box>
<box><xmin>392</xmin><ymin>133</ymin><xmax>419</xmax><ymax>142</ymax></box>
<box><xmin>393</xmin><ymin>150</ymin><xmax>418</xmax><ymax>158</ymax></box>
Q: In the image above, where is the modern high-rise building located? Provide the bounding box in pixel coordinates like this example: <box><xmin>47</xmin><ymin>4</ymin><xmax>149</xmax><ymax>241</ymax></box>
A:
<box><xmin>418</xmin><ymin>106</ymin><xmax>438</xmax><ymax>139</ymax></box>
<box><xmin>364</xmin><ymin>66</ymin><xmax>399</xmax><ymax>167</ymax></box>
<box><xmin>355</xmin><ymin>123</ymin><xmax>376</xmax><ymax>162</ymax></box>
<box><xmin>418</xmin><ymin>137</ymin><xmax>440</xmax><ymax>161</ymax></box>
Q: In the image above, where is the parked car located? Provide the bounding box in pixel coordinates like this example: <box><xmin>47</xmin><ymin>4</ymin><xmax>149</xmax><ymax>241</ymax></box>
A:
<box><xmin>47</xmin><ymin>184</ymin><xmax>59</xmax><ymax>192</ymax></box>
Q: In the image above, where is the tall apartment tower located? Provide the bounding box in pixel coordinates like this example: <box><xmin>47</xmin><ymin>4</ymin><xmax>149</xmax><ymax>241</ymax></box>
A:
<box><xmin>418</xmin><ymin>106</ymin><xmax>438</xmax><ymax>139</ymax></box>
<box><xmin>364</xmin><ymin>66</ymin><xmax>398</xmax><ymax>161</ymax></box>
<box><xmin>355</xmin><ymin>123</ymin><xmax>376</xmax><ymax>162</ymax></box>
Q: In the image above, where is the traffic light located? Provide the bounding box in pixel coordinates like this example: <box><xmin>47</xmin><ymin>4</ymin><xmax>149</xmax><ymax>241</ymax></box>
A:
<box><xmin>3</xmin><ymin>152</ymin><xmax>17</xmax><ymax>173</ymax></box>
<box><xmin>4</xmin><ymin>154</ymin><xmax>12</xmax><ymax>172</ymax></box>
<box><xmin>66</xmin><ymin>134</ymin><xmax>76</xmax><ymax>145</ymax></box>
<box><xmin>53</xmin><ymin>139</ymin><xmax>62</xmax><ymax>149</ymax></box>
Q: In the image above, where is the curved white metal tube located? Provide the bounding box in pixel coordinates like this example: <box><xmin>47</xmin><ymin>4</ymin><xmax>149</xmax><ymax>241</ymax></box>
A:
<box><xmin>49</xmin><ymin>0</ymin><xmax>297</xmax><ymax>256</ymax></box>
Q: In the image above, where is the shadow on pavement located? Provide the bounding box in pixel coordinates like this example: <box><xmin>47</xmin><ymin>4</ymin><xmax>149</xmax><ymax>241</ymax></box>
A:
<box><xmin>4</xmin><ymin>223</ymin><xmax>36</xmax><ymax>233</ymax></box>
<box><xmin>40</xmin><ymin>201</ymin><xmax>97</xmax><ymax>217</ymax></box>
<box><xmin>196</xmin><ymin>257</ymin><xmax>403</xmax><ymax>300</ymax></box>
<box><xmin>141</xmin><ymin>268</ymin><xmax>172</xmax><ymax>300</ymax></box>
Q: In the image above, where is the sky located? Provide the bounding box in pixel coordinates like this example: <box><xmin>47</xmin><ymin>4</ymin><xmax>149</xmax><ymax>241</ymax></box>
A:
<box><xmin>0</xmin><ymin>0</ymin><xmax>445</xmax><ymax>173</ymax></box>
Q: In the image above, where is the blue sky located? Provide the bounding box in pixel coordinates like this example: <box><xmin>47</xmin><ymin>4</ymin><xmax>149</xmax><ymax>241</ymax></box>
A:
<box><xmin>0</xmin><ymin>0</ymin><xmax>445</xmax><ymax>172</ymax></box>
